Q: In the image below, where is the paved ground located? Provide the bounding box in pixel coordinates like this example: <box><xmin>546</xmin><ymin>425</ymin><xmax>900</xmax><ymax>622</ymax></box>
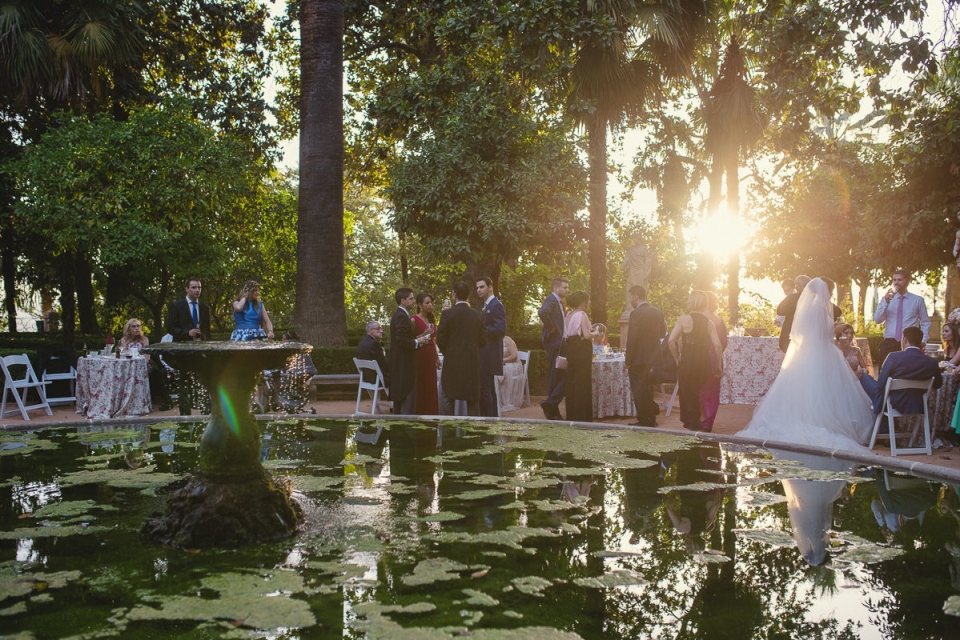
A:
<box><xmin>3</xmin><ymin>390</ymin><xmax>959</xmax><ymax>473</ymax></box>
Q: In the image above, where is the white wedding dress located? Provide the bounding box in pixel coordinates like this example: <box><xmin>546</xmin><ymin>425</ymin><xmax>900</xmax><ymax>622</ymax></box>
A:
<box><xmin>740</xmin><ymin>278</ymin><xmax>875</xmax><ymax>453</ymax></box>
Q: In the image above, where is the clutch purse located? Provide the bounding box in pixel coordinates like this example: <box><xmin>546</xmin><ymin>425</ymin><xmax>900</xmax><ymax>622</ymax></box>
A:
<box><xmin>555</xmin><ymin>355</ymin><xmax>568</xmax><ymax>370</ymax></box>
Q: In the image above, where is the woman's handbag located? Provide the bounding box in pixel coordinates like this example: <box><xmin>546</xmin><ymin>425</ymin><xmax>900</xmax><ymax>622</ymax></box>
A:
<box><xmin>555</xmin><ymin>338</ymin><xmax>568</xmax><ymax>370</ymax></box>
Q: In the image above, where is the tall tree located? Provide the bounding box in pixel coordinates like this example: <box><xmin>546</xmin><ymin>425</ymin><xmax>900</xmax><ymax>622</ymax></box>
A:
<box><xmin>296</xmin><ymin>0</ymin><xmax>348</xmax><ymax>346</ymax></box>
<box><xmin>566</xmin><ymin>0</ymin><xmax>711</xmax><ymax>323</ymax></box>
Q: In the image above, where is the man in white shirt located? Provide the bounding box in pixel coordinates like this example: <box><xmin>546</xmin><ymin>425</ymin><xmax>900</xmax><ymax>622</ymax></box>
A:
<box><xmin>874</xmin><ymin>269</ymin><xmax>931</xmax><ymax>367</ymax></box>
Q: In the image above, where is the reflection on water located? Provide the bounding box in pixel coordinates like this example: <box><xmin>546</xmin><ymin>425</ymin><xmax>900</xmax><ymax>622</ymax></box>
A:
<box><xmin>1</xmin><ymin>419</ymin><xmax>959</xmax><ymax>638</ymax></box>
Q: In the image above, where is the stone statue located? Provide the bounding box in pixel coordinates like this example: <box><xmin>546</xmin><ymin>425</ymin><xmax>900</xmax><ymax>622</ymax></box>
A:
<box><xmin>621</xmin><ymin>235</ymin><xmax>655</xmax><ymax>309</ymax></box>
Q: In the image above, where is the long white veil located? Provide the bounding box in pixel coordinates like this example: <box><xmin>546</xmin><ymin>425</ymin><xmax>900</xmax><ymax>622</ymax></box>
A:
<box><xmin>740</xmin><ymin>278</ymin><xmax>875</xmax><ymax>452</ymax></box>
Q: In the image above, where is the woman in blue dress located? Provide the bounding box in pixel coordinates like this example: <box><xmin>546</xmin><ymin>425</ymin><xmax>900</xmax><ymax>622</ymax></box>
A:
<box><xmin>230</xmin><ymin>280</ymin><xmax>275</xmax><ymax>341</ymax></box>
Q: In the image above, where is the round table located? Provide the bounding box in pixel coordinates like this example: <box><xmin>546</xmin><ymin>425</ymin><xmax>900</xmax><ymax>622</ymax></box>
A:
<box><xmin>76</xmin><ymin>356</ymin><xmax>151</xmax><ymax>420</ymax></box>
<box><xmin>592</xmin><ymin>354</ymin><xmax>635</xmax><ymax>419</ymax></box>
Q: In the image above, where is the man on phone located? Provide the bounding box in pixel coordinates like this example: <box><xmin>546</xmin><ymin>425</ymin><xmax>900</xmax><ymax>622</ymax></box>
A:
<box><xmin>874</xmin><ymin>269</ymin><xmax>931</xmax><ymax>367</ymax></box>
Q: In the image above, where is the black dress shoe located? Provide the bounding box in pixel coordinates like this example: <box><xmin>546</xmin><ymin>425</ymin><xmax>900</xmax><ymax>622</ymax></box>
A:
<box><xmin>541</xmin><ymin>401</ymin><xmax>562</xmax><ymax>420</ymax></box>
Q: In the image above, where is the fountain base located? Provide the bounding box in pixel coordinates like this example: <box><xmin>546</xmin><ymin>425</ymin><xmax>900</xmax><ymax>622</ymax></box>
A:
<box><xmin>142</xmin><ymin>470</ymin><xmax>304</xmax><ymax>548</ymax></box>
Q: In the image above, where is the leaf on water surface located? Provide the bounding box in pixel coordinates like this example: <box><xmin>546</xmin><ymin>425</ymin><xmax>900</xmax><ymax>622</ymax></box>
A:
<box><xmin>659</xmin><ymin>482</ymin><xmax>737</xmax><ymax>493</ymax></box>
<box><xmin>0</xmin><ymin>601</ymin><xmax>27</xmax><ymax>616</ymax></box>
<box><xmin>944</xmin><ymin>595</ymin><xmax>960</xmax><ymax>617</ymax></box>
<box><xmin>354</xmin><ymin>601</ymin><xmax>437</xmax><ymax>615</ymax></box>
<box><xmin>426</xmin><ymin>526</ymin><xmax>559</xmax><ymax>550</ymax></box>
<box><xmin>560</xmin><ymin>523</ymin><xmax>581</xmax><ymax>534</ymax></box>
<box><xmin>470</xmin><ymin>569</ymin><xmax>489</xmax><ymax>579</ymax></box>
<box><xmin>341</xmin><ymin>496</ymin><xmax>383</xmax><ymax>505</ymax></box>
<box><xmin>692</xmin><ymin>551</ymin><xmax>732</xmax><ymax>565</ymax></box>
<box><xmin>0</xmin><ymin>569</ymin><xmax>82</xmax><ymax>603</ymax></box>
<box><xmin>540</xmin><ymin>466</ymin><xmax>607</xmax><ymax>477</ymax></box>
<box><xmin>0</xmin><ymin>525</ymin><xmax>107</xmax><ymax>540</ymax></box>
<box><xmin>503</xmin><ymin>477</ymin><xmax>560</xmax><ymax>490</ymax></box>
<box><xmin>411</xmin><ymin>511</ymin><xmax>465</xmax><ymax>523</ymax></box>
<box><xmin>290</xmin><ymin>475</ymin><xmax>344</xmax><ymax>492</ymax></box>
<box><xmin>351</xmin><ymin>609</ymin><xmax>583</xmax><ymax>640</ymax></box>
<box><xmin>733</xmin><ymin>528</ymin><xmax>797</xmax><ymax>548</ymax></box>
<box><xmin>498</xmin><ymin>501</ymin><xmax>526</xmax><ymax>510</ymax></box>
<box><xmin>483</xmin><ymin>551</ymin><xmax>507</xmax><ymax>558</ymax></box>
<box><xmin>741</xmin><ymin>491</ymin><xmax>787</xmax><ymax>507</ymax></box>
<box><xmin>339</xmin><ymin>454</ymin><xmax>381</xmax><ymax>466</ymax></box>
<box><xmin>510</xmin><ymin>575</ymin><xmax>553</xmax><ymax>596</ymax></box>
<box><xmin>70</xmin><ymin>429</ymin><xmax>148</xmax><ymax>443</ymax></box>
<box><xmin>58</xmin><ymin>466</ymin><xmax>182</xmax><ymax>491</ymax></box>
<box><xmin>452</xmin><ymin>489</ymin><xmax>514</xmax><ymax>501</ymax></box>
<box><xmin>261</xmin><ymin>459</ymin><xmax>305</xmax><ymax>469</ymax></box>
<box><xmin>833</xmin><ymin>543</ymin><xmax>906</xmax><ymax>564</ymax></box>
<box><xmin>307</xmin><ymin>562</ymin><xmax>369</xmax><ymax>578</ymax></box>
<box><xmin>125</xmin><ymin>570</ymin><xmax>315</xmax><ymax>630</ymax></box>
<box><xmin>0</xmin><ymin>476</ymin><xmax>22</xmax><ymax>488</ymax></box>
<box><xmin>32</xmin><ymin>500</ymin><xmax>117</xmax><ymax>519</ymax></box>
<box><xmin>401</xmin><ymin>558</ymin><xmax>471</xmax><ymax>586</ymax></box>
<box><xmin>593</xmin><ymin>550</ymin><xmax>643</xmax><ymax>558</ymax></box>
<box><xmin>503</xmin><ymin>611</ymin><xmax>524</xmax><ymax>619</ymax></box>
<box><xmin>573</xmin><ymin>569</ymin><xmax>646</xmax><ymax>589</ymax></box>
<box><xmin>302</xmin><ymin>424</ymin><xmax>330</xmax><ymax>433</ymax></box>
<box><xmin>529</xmin><ymin>500</ymin><xmax>585</xmax><ymax>512</ymax></box>
<box><xmin>0</xmin><ymin>433</ymin><xmax>59</xmax><ymax>456</ymax></box>
<box><xmin>442</xmin><ymin>470</ymin><xmax>477</xmax><ymax>478</ymax></box>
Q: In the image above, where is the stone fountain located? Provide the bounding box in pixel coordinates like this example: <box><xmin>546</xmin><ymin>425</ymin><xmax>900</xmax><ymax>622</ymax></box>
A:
<box><xmin>141</xmin><ymin>340</ymin><xmax>312</xmax><ymax>548</ymax></box>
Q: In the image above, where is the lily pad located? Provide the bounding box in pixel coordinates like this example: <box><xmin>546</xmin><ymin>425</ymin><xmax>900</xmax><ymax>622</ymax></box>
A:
<box><xmin>290</xmin><ymin>475</ymin><xmax>345</xmax><ymax>492</ymax></box>
<box><xmin>833</xmin><ymin>544</ymin><xmax>906</xmax><ymax>564</ymax></box>
<box><xmin>510</xmin><ymin>575</ymin><xmax>553</xmax><ymax>596</ymax></box>
<box><xmin>0</xmin><ymin>525</ymin><xmax>107</xmax><ymax>540</ymax></box>
<box><xmin>411</xmin><ymin>511</ymin><xmax>465</xmax><ymax>523</ymax></box>
<box><xmin>32</xmin><ymin>500</ymin><xmax>117</xmax><ymax>519</ymax></box>
<box><xmin>692</xmin><ymin>550</ymin><xmax>732</xmax><ymax>565</ymax></box>
<box><xmin>402</xmin><ymin>558</ymin><xmax>471</xmax><ymax>586</ymax></box>
<box><xmin>944</xmin><ymin>595</ymin><xmax>960</xmax><ymax>617</ymax></box>
<box><xmin>573</xmin><ymin>569</ymin><xmax>645</xmax><ymax>589</ymax></box>
<box><xmin>462</xmin><ymin>588</ymin><xmax>499</xmax><ymax>607</ymax></box>
<box><xmin>740</xmin><ymin>491</ymin><xmax>787</xmax><ymax>507</ymax></box>
<box><xmin>452</xmin><ymin>489</ymin><xmax>514</xmax><ymax>501</ymax></box>
<box><xmin>733</xmin><ymin>528</ymin><xmax>797</xmax><ymax>548</ymax></box>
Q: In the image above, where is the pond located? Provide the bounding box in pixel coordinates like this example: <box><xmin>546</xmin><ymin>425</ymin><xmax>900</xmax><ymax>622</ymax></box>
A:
<box><xmin>2</xmin><ymin>418</ymin><xmax>960</xmax><ymax>639</ymax></box>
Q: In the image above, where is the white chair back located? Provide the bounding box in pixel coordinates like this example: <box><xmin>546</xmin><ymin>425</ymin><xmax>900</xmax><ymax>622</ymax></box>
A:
<box><xmin>42</xmin><ymin>354</ymin><xmax>77</xmax><ymax>406</ymax></box>
<box><xmin>353</xmin><ymin>358</ymin><xmax>388</xmax><ymax>415</ymax></box>
<box><xmin>868</xmin><ymin>377</ymin><xmax>934</xmax><ymax>456</ymax></box>
<box><xmin>1</xmin><ymin>354</ymin><xmax>53</xmax><ymax>420</ymax></box>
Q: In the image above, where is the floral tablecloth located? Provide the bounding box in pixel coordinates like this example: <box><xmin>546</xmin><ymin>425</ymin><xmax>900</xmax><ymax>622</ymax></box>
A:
<box><xmin>927</xmin><ymin>371</ymin><xmax>960</xmax><ymax>438</ymax></box>
<box><xmin>76</xmin><ymin>356</ymin><xmax>151</xmax><ymax>420</ymax></box>
<box><xmin>592</xmin><ymin>355</ymin><xmax>635</xmax><ymax>419</ymax></box>
<box><xmin>718</xmin><ymin>336</ymin><xmax>873</xmax><ymax>405</ymax></box>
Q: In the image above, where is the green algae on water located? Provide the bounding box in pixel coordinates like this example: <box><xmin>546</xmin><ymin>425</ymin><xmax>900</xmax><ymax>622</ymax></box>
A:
<box><xmin>402</xmin><ymin>558</ymin><xmax>472</xmax><ymax>586</ymax></box>
<box><xmin>0</xmin><ymin>433</ymin><xmax>58</xmax><ymax>456</ymax></box>
<box><xmin>58</xmin><ymin>466</ymin><xmax>182</xmax><ymax>492</ymax></box>
<box><xmin>462</xmin><ymin>588</ymin><xmax>499</xmax><ymax>606</ymax></box>
<box><xmin>410</xmin><ymin>511</ymin><xmax>465</xmax><ymax>523</ymax></box>
<box><xmin>510</xmin><ymin>575</ymin><xmax>553</xmax><ymax>596</ymax></box>
<box><xmin>573</xmin><ymin>569</ymin><xmax>646</xmax><ymax>589</ymax></box>
<box><xmin>32</xmin><ymin>500</ymin><xmax>117</xmax><ymax>519</ymax></box>
<box><xmin>0</xmin><ymin>525</ymin><xmax>108</xmax><ymax>539</ymax></box>
<box><xmin>733</xmin><ymin>528</ymin><xmax>797</xmax><ymax>548</ymax></box>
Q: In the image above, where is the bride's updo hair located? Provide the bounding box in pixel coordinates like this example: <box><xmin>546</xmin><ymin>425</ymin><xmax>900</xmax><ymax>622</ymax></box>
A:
<box><xmin>687</xmin><ymin>291</ymin><xmax>709</xmax><ymax>313</ymax></box>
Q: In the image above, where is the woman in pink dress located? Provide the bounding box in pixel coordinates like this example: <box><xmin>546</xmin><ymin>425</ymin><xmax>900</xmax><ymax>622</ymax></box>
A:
<box><xmin>412</xmin><ymin>292</ymin><xmax>439</xmax><ymax>414</ymax></box>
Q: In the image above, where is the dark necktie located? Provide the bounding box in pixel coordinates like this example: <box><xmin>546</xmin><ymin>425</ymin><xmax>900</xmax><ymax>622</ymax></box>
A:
<box><xmin>191</xmin><ymin>301</ymin><xmax>199</xmax><ymax>327</ymax></box>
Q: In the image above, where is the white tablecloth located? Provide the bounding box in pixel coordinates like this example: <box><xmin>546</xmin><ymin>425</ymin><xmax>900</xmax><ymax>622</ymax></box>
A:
<box><xmin>76</xmin><ymin>356</ymin><xmax>151</xmax><ymax>420</ymax></box>
<box><xmin>592</xmin><ymin>355</ymin><xmax>635</xmax><ymax>419</ymax></box>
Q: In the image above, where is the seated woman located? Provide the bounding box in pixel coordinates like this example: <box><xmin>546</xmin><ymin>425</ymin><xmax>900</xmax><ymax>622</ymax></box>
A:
<box><xmin>942</xmin><ymin>322</ymin><xmax>960</xmax><ymax>365</ymax></box>
<box><xmin>497</xmin><ymin>336</ymin><xmax>525</xmax><ymax>412</ymax></box>
<box><xmin>834</xmin><ymin>323</ymin><xmax>867</xmax><ymax>377</ymax></box>
<box><xmin>591</xmin><ymin>323</ymin><xmax>608</xmax><ymax>355</ymax></box>
<box><xmin>120</xmin><ymin>318</ymin><xmax>149</xmax><ymax>357</ymax></box>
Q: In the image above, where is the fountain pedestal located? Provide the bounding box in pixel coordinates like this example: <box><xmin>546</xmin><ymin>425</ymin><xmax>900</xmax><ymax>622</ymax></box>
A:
<box><xmin>141</xmin><ymin>341</ymin><xmax>311</xmax><ymax>548</ymax></box>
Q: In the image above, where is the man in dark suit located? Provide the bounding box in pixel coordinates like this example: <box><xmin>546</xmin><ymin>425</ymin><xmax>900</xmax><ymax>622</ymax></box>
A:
<box><xmin>861</xmin><ymin>326</ymin><xmax>941</xmax><ymax>416</ymax></box>
<box><xmin>475</xmin><ymin>276</ymin><xmax>506</xmax><ymax>417</ymax></box>
<box><xmin>625</xmin><ymin>285</ymin><xmax>666</xmax><ymax>427</ymax></box>
<box><xmin>165</xmin><ymin>277</ymin><xmax>211</xmax><ymax>415</ymax></box>
<box><xmin>538</xmin><ymin>277</ymin><xmax>569</xmax><ymax>420</ymax></box>
<box><xmin>165</xmin><ymin>278</ymin><xmax>211</xmax><ymax>342</ymax></box>
<box><xmin>437</xmin><ymin>282</ymin><xmax>487</xmax><ymax>416</ymax></box>
<box><xmin>390</xmin><ymin>288</ymin><xmax>428</xmax><ymax>414</ymax></box>
<box><xmin>356</xmin><ymin>320</ymin><xmax>390</xmax><ymax>389</ymax></box>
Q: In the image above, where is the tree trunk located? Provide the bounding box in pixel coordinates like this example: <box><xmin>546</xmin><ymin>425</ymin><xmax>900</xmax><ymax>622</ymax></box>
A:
<box><xmin>855</xmin><ymin>276</ymin><xmax>869</xmax><ymax>331</ymax></box>
<box><xmin>75</xmin><ymin>253</ymin><xmax>100</xmax><ymax>334</ymax></box>
<box><xmin>586</xmin><ymin>118</ymin><xmax>607</xmax><ymax>325</ymax></box>
<box><xmin>59</xmin><ymin>254</ymin><xmax>76</xmax><ymax>346</ymax></box>
<box><xmin>295</xmin><ymin>0</ymin><xmax>348</xmax><ymax>347</ymax></box>
<box><xmin>725</xmin><ymin>153</ymin><xmax>739</xmax><ymax>327</ymax></box>
<box><xmin>2</xmin><ymin>244</ymin><xmax>17</xmax><ymax>332</ymax></box>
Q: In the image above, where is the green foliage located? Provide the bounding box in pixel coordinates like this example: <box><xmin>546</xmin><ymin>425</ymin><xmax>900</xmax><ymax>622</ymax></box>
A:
<box><xmin>6</xmin><ymin>100</ymin><xmax>296</xmax><ymax>332</ymax></box>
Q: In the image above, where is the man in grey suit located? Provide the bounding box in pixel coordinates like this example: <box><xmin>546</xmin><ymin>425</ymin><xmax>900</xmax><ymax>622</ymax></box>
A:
<box><xmin>625</xmin><ymin>285</ymin><xmax>665</xmax><ymax>427</ymax></box>
<box><xmin>437</xmin><ymin>282</ymin><xmax>487</xmax><ymax>416</ymax></box>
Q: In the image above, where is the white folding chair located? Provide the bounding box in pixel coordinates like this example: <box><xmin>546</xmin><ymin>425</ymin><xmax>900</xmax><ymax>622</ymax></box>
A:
<box><xmin>42</xmin><ymin>355</ymin><xmax>77</xmax><ymax>406</ymax></box>
<box><xmin>493</xmin><ymin>375</ymin><xmax>502</xmax><ymax>417</ymax></box>
<box><xmin>1</xmin><ymin>354</ymin><xmax>53</xmax><ymax>420</ymax></box>
<box><xmin>869</xmin><ymin>377</ymin><xmax>935</xmax><ymax>456</ymax></box>
<box><xmin>353</xmin><ymin>358</ymin><xmax>388</xmax><ymax>415</ymax></box>
<box><xmin>660</xmin><ymin>383</ymin><xmax>679</xmax><ymax>416</ymax></box>
<box><xmin>518</xmin><ymin>350</ymin><xmax>531</xmax><ymax>407</ymax></box>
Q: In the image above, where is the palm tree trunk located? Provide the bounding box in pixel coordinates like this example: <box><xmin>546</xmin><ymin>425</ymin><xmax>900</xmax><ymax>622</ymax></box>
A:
<box><xmin>296</xmin><ymin>0</ymin><xmax>348</xmax><ymax>347</ymax></box>
<box><xmin>725</xmin><ymin>152</ymin><xmax>740</xmax><ymax>327</ymax></box>
<box><xmin>587</xmin><ymin>118</ymin><xmax>607</xmax><ymax>325</ymax></box>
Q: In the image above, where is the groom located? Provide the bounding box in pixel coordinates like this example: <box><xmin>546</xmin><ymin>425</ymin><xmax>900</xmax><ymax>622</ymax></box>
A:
<box><xmin>859</xmin><ymin>327</ymin><xmax>941</xmax><ymax>416</ymax></box>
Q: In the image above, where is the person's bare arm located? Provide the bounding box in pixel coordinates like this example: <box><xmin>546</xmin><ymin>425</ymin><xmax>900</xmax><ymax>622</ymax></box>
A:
<box><xmin>668</xmin><ymin>317</ymin><xmax>687</xmax><ymax>363</ymax></box>
<box><xmin>261</xmin><ymin>305</ymin><xmax>275</xmax><ymax>339</ymax></box>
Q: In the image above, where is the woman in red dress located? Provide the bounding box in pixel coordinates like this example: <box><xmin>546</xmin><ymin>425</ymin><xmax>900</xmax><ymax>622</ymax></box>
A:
<box><xmin>413</xmin><ymin>292</ymin><xmax>440</xmax><ymax>414</ymax></box>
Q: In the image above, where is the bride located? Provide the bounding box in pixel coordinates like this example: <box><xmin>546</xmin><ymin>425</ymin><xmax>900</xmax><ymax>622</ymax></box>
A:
<box><xmin>740</xmin><ymin>278</ymin><xmax>875</xmax><ymax>452</ymax></box>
